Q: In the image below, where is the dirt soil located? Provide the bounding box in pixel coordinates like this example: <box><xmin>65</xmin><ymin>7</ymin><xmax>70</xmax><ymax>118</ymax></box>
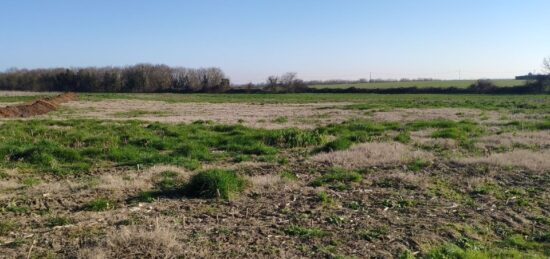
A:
<box><xmin>0</xmin><ymin>93</ymin><xmax>78</xmax><ymax>118</ymax></box>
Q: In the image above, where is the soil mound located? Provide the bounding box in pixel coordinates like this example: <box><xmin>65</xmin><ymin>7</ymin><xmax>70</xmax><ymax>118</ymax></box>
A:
<box><xmin>0</xmin><ymin>92</ymin><xmax>78</xmax><ymax>118</ymax></box>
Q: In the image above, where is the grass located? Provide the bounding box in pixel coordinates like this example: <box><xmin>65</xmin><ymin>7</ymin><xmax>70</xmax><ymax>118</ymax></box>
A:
<box><xmin>285</xmin><ymin>225</ymin><xmax>327</xmax><ymax>238</ymax></box>
<box><xmin>45</xmin><ymin>216</ymin><xmax>72</xmax><ymax>227</ymax></box>
<box><xmin>272</xmin><ymin>116</ymin><xmax>288</xmax><ymax>123</ymax></box>
<box><xmin>311</xmin><ymin>168</ymin><xmax>362</xmax><ymax>190</ymax></box>
<box><xmin>358</xmin><ymin>226</ymin><xmax>389</xmax><ymax>241</ymax></box>
<box><xmin>309</xmin><ymin>79</ymin><xmax>525</xmax><ymax>89</ymax></box>
<box><xmin>112</xmin><ymin>109</ymin><xmax>172</xmax><ymax>118</ymax></box>
<box><xmin>0</xmin><ymin>220</ymin><xmax>18</xmax><ymax>235</ymax></box>
<box><xmin>85</xmin><ymin>198</ymin><xmax>114</xmax><ymax>211</ymax></box>
<box><xmin>0</xmin><ymin>120</ymin><xmax>311</xmax><ymax>175</ymax></box>
<box><xmin>185</xmin><ymin>169</ymin><xmax>247</xmax><ymax>200</ymax></box>
<box><xmin>78</xmin><ymin>93</ymin><xmax>549</xmax><ymax>112</ymax></box>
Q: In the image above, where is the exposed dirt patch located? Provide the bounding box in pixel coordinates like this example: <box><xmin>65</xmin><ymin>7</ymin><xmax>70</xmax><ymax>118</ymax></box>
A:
<box><xmin>0</xmin><ymin>92</ymin><xmax>78</xmax><ymax>118</ymax></box>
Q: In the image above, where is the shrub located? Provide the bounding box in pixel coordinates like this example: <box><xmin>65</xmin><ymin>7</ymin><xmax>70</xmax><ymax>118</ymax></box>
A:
<box><xmin>185</xmin><ymin>169</ymin><xmax>247</xmax><ymax>200</ymax></box>
<box><xmin>469</xmin><ymin>79</ymin><xmax>497</xmax><ymax>92</ymax></box>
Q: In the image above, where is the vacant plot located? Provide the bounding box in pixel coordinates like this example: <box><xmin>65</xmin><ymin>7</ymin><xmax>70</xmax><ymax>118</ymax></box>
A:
<box><xmin>0</xmin><ymin>92</ymin><xmax>548</xmax><ymax>258</ymax></box>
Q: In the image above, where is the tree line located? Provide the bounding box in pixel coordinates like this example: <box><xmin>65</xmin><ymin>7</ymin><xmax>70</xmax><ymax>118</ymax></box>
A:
<box><xmin>0</xmin><ymin>64</ymin><xmax>230</xmax><ymax>92</ymax></box>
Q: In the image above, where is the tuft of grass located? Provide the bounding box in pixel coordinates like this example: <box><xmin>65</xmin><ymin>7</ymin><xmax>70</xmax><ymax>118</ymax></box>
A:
<box><xmin>0</xmin><ymin>220</ymin><xmax>18</xmax><ymax>235</ymax></box>
<box><xmin>408</xmin><ymin>158</ymin><xmax>430</xmax><ymax>172</ymax></box>
<box><xmin>85</xmin><ymin>198</ymin><xmax>114</xmax><ymax>211</ymax></box>
<box><xmin>185</xmin><ymin>169</ymin><xmax>247</xmax><ymax>200</ymax></box>
<box><xmin>316</xmin><ymin>191</ymin><xmax>334</xmax><ymax>205</ymax></box>
<box><xmin>279</xmin><ymin>171</ymin><xmax>298</xmax><ymax>181</ymax></box>
<box><xmin>21</xmin><ymin>177</ymin><xmax>41</xmax><ymax>187</ymax></box>
<box><xmin>394</xmin><ymin>131</ymin><xmax>411</xmax><ymax>144</ymax></box>
<box><xmin>311</xmin><ymin>168</ymin><xmax>362</xmax><ymax>190</ymax></box>
<box><xmin>285</xmin><ymin>225</ymin><xmax>327</xmax><ymax>238</ymax></box>
<box><xmin>318</xmin><ymin>138</ymin><xmax>353</xmax><ymax>153</ymax></box>
<box><xmin>265</xmin><ymin>128</ymin><xmax>325</xmax><ymax>148</ymax></box>
<box><xmin>358</xmin><ymin>226</ymin><xmax>389</xmax><ymax>241</ymax></box>
<box><xmin>45</xmin><ymin>216</ymin><xmax>72</xmax><ymax>227</ymax></box>
<box><xmin>113</xmin><ymin>109</ymin><xmax>172</xmax><ymax>118</ymax></box>
<box><xmin>272</xmin><ymin>116</ymin><xmax>289</xmax><ymax>123</ymax></box>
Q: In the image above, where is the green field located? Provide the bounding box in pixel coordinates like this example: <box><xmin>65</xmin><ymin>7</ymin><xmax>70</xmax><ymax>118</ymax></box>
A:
<box><xmin>1</xmin><ymin>92</ymin><xmax>549</xmax><ymax>258</ymax></box>
<box><xmin>309</xmin><ymin>79</ymin><xmax>525</xmax><ymax>89</ymax></box>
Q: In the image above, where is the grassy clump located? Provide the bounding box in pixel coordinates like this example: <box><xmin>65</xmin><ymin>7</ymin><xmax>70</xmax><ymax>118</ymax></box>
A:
<box><xmin>45</xmin><ymin>216</ymin><xmax>72</xmax><ymax>227</ymax></box>
<box><xmin>394</xmin><ymin>131</ymin><xmax>411</xmax><ymax>144</ymax></box>
<box><xmin>265</xmin><ymin>128</ymin><xmax>325</xmax><ymax>148</ymax></box>
<box><xmin>284</xmin><ymin>225</ymin><xmax>327</xmax><ymax>238</ymax></box>
<box><xmin>316</xmin><ymin>191</ymin><xmax>334</xmax><ymax>205</ymax></box>
<box><xmin>279</xmin><ymin>171</ymin><xmax>298</xmax><ymax>181</ymax></box>
<box><xmin>318</xmin><ymin>138</ymin><xmax>353</xmax><ymax>152</ymax></box>
<box><xmin>185</xmin><ymin>169</ymin><xmax>247</xmax><ymax>200</ymax></box>
<box><xmin>408</xmin><ymin>158</ymin><xmax>430</xmax><ymax>172</ymax></box>
<box><xmin>311</xmin><ymin>168</ymin><xmax>362</xmax><ymax>190</ymax></box>
<box><xmin>0</xmin><ymin>220</ymin><xmax>18</xmax><ymax>235</ymax></box>
<box><xmin>85</xmin><ymin>198</ymin><xmax>114</xmax><ymax>211</ymax></box>
<box><xmin>272</xmin><ymin>116</ymin><xmax>289</xmax><ymax>123</ymax></box>
<box><xmin>358</xmin><ymin>226</ymin><xmax>389</xmax><ymax>241</ymax></box>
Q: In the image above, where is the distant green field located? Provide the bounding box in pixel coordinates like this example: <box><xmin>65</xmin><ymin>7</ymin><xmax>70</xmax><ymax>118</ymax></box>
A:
<box><xmin>309</xmin><ymin>79</ymin><xmax>525</xmax><ymax>89</ymax></box>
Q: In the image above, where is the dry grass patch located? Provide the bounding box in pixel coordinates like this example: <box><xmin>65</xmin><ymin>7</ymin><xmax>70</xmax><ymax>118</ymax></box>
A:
<box><xmin>247</xmin><ymin>174</ymin><xmax>295</xmax><ymax>193</ymax></box>
<box><xmin>59</xmin><ymin>100</ymin><xmax>361</xmax><ymax>129</ymax></box>
<box><xmin>370</xmin><ymin>108</ymin><xmax>495</xmax><ymax>122</ymax></box>
<box><xmin>479</xmin><ymin>131</ymin><xmax>550</xmax><ymax>149</ymax></box>
<box><xmin>458</xmin><ymin>150</ymin><xmax>550</xmax><ymax>171</ymax></box>
<box><xmin>311</xmin><ymin>142</ymin><xmax>433</xmax><ymax>169</ymax></box>
<box><xmin>78</xmin><ymin>218</ymin><xmax>182</xmax><ymax>259</ymax></box>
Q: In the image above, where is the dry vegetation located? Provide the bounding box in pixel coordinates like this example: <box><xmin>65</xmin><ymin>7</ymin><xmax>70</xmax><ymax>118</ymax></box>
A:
<box><xmin>0</xmin><ymin>93</ymin><xmax>549</xmax><ymax>258</ymax></box>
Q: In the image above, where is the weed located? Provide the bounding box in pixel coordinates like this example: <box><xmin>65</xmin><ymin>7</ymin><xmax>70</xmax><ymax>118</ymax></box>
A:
<box><xmin>185</xmin><ymin>169</ymin><xmax>247</xmax><ymax>200</ymax></box>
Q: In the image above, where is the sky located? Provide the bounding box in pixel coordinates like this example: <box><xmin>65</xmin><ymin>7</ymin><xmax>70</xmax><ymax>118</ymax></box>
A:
<box><xmin>1</xmin><ymin>0</ymin><xmax>549</xmax><ymax>83</ymax></box>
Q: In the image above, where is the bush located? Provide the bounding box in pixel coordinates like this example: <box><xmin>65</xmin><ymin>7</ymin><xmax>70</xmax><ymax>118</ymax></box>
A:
<box><xmin>185</xmin><ymin>169</ymin><xmax>247</xmax><ymax>200</ymax></box>
<box><xmin>469</xmin><ymin>79</ymin><xmax>497</xmax><ymax>92</ymax></box>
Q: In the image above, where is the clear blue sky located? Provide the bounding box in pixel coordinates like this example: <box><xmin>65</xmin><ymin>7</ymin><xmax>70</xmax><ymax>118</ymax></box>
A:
<box><xmin>1</xmin><ymin>0</ymin><xmax>549</xmax><ymax>83</ymax></box>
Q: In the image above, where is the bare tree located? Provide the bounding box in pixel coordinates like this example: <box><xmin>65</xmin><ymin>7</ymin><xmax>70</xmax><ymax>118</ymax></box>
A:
<box><xmin>280</xmin><ymin>72</ymin><xmax>297</xmax><ymax>86</ymax></box>
<box><xmin>544</xmin><ymin>57</ymin><xmax>550</xmax><ymax>74</ymax></box>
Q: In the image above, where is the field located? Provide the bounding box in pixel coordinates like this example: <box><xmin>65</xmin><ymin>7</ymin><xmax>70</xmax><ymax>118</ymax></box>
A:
<box><xmin>0</xmin><ymin>91</ymin><xmax>549</xmax><ymax>258</ymax></box>
<box><xmin>309</xmin><ymin>79</ymin><xmax>525</xmax><ymax>89</ymax></box>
